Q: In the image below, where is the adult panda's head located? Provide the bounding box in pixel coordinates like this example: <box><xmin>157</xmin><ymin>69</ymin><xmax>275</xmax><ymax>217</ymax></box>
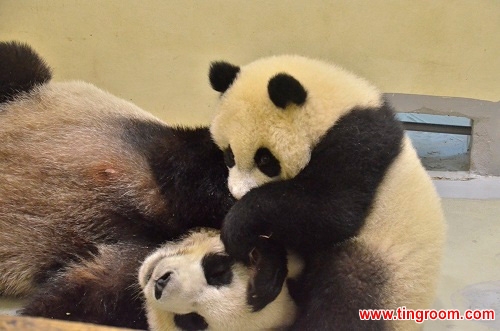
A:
<box><xmin>139</xmin><ymin>228</ymin><xmax>302</xmax><ymax>331</ymax></box>
<box><xmin>209</xmin><ymin>55</ymin><xmax>383</xmax><ymax>199</ymax></box>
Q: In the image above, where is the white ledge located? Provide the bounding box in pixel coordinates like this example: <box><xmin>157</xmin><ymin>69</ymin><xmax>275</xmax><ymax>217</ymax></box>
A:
<box><xmin>430</xmin><ymin>172</ymin><xmax>500</xmax><ymax>199</ymax></box>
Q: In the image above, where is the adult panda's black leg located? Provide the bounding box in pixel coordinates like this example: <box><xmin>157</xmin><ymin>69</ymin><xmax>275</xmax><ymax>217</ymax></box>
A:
<box><xmin>20</xmin><ymin>242</ymin><xmax>151</xmax><ymax>329</ymax></box>
<box><xmin>289</xmin><ymin>242</ymin><xmax>388</xmax><ymax>331</ymax></box>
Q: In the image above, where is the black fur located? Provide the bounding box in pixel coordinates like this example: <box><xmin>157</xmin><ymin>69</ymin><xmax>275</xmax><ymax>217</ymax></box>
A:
<box><xmin>202</xmin><ymin>253</ymin><xmax>234</xmax><ymax>287</ymax></box>
<box><xmin>223</xmin><ymin>146</ymin><xmax>235</xmax><ymax>168</ymax></box>
<box><xmin>174</xmin><ymin>312</ymin><xmax>209</xmax><ymax>331</ymax></box>
<box><xmin>267</xmin><ymin>73</ymin><xmax>307</xmax><ymax>109</ymax></box>
<box><xmin>22</xmin><ymin>243</ymin><xmax>152</xmax><ymax>329</ymax></box>
<box><xmin>122</xmin><ymin>122</ymin><xmax>236</xmax><ymax>239</ymax></box>
<box><xmin>246</xmin><ymin>237</ymin><xmax>288</xmax><ymax>312</ymax></box>
<box><xmin>33</xmin><ymin>237</ymin><xmax>100</xmax><ymax>286</ymax></box>
<box><xmin>0</xmin><ymin>41</ymin><xmax>52</xmax><ymax>103</ymax></box>
<box><xmin>221</xmin><ymin>103</ymin><xmax>404</xmax><ymax>326</ymax></box>
<box><xmin>289</xmin><ymin>242</ymin><xmax>388</xmax><ymax>331</ymax></box>
<box><xmin>254</xmin><ymin>147</ymin><xmax>281</xmax><ymax>177</ymax></box>
<box><xmin>209</xmin><ymin>61</ymin><xmax>240</xmax><ymax>93</ymax></box>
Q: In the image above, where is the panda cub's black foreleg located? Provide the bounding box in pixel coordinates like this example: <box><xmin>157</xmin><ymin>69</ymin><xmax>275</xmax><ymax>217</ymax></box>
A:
<box><xmin>246</xmin><ymin>236</ymin><xmax>289</xmax><ymax>312</ymax></box>
<box><xmin>221</xmin><ymin>105</ymin><xmax>403</xmax><ymax>262</ymax></box>
<box><xmin>221</xmin><ymin>178</ymin><xmax>367</xmax><ymax>261</ymax></box>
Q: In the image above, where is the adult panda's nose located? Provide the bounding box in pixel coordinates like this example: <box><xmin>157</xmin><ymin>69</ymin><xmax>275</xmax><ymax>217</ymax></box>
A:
<box><xmin>154</xmin><ymin>272</ymin><xmax>172</xmax><ymax>300</ymax></box>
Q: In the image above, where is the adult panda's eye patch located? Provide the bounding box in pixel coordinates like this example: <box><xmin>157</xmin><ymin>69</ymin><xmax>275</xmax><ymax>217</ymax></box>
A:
<box><xmin>202</xmin><ymin>253</ymin><xmax>234</xmax><ymax>287</ymax></box>
<box><xmin>223</xmin><ymin>146</ymin><xmax>235</xmax><ymax>168</ymax></box>
<box><xmin>254</xmin><ymin>148</ymin><xmax>281</xmax><ymax>178</ymax></box>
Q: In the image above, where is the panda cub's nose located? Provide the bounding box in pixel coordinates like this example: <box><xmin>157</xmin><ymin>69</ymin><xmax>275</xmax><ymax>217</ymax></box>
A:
<box><xmin>154</xmin><ymin>272</ymin><xmax>172</xmax><ymax>300</ymax></box>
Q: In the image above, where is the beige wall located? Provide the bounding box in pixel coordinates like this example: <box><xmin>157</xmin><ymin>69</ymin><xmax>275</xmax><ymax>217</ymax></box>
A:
<box><xmin>1</xmin><ymin>0</ymin><xmax>499</xmax><ymax>125</ymax></box>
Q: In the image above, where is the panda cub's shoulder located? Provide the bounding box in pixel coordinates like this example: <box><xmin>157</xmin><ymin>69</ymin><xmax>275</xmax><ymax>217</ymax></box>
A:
<box><xmin>139</xmin><ymin>228</ymin><xmax>302</xmax><ymax>331</ymax></box>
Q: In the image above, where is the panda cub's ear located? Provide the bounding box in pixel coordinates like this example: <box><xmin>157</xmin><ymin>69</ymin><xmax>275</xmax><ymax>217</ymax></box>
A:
<box><xmin>209</xmin><ymin>61</ymin><xmax>240</xmax><ymax>93</ymax></box>
<box><xmin>268</xmin><ymin>73</ymin><xmax>307</xmax><ymax>109</ymax></box>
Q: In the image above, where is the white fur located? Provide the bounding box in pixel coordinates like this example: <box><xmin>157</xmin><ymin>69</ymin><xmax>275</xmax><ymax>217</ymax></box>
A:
<box><xmin>139</xmin><ymin>229</ymin><xmax>302</xmax><ymax>331</ymax></box>
<box><xmin>227</xmin><ymin>166</ymin><xmax>279</xmax><ymax>200</ymax></box>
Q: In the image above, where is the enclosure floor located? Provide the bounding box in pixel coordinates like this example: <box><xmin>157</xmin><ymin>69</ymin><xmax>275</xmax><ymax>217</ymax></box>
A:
<box><xmin>1</xmin><ymin>199</ymin><xmax>499</xmax><ymax>330</ymax></box>
<box><xmin>424</xmin><ymin>199</ymin><xmax>500</xmax><ymax>331</ymax></box>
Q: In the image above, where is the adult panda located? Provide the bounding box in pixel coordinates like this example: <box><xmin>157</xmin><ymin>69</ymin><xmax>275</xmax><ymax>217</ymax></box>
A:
<box><xmin>0</xmin><ymin>41</ymin><xmax>235</xmax><ymax>329</ymax></box>
<box><xmin>208</xmin><ymin>55</ymin><xmax>447</xmax><ymax>330</ymax></box>
<box><xmin>139</xmin><ymin>228</ymin><xmax>303</xmax><ymax>331</ymax></box>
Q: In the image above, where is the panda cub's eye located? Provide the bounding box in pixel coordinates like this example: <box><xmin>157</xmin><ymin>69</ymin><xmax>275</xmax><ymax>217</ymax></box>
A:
<box><xmin>254</xmin><ymin>147</ymin><xmax>281</xmax><ymax>178</ymax></box>
<box><xmin>223</xmin><ymin>146</ymin><xmax>235</xmax><ymax>168</ymax></box>
<box><xmin>202</xmin><ymin>253</ymin><xmax>234</xmax><ymax>287</ymax></box>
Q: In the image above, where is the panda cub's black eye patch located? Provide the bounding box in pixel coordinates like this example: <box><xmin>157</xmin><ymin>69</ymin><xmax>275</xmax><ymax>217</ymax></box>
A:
<box><xmin>223</xmin><ymin>146</ymin><xmax>235</xmax><ymax>168</ymax></box>
<box><xmin>254</xmin><ymin>147</ymin><xmax>281</xmax><ymax>178</ymax></box>
<box><xmin>202</xmin><ymin>253</ymin><xmax>234</xmax><ymax>287</ymax></box>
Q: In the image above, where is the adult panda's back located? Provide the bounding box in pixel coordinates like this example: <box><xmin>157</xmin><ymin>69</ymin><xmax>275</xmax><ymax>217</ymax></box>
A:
<box><xmin>0</xmin><ymin>82</ymin><xmax>167</xmax><ymax>223</ymax></box>
<box><xmin>1</xmin><ymin>83</ymin><xmax>156</xmax><ymax>294</ymax></box>
<box><xmin>0</xmin><ymin>80</ymin><xmax>160</xmax><ymax>181</ymax></box>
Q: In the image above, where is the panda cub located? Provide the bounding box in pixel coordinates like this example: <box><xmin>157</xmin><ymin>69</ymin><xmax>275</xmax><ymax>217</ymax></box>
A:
<box><xmin>0</xmin><ymin>41</ymin><xmax>234</xmax><ymax>329</ymax></box>
<box><xmin>139</xmin><ymin>228</ymin><xmax>302</xmax><ymax>331</ymax></box>
<box><xmin>209</xmin><ymin>56</ymin><xmax>446</xmax><ymax>330</ymax></box>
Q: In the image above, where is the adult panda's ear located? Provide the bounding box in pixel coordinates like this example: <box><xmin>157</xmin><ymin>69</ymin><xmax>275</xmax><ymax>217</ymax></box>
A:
<box><xmin>268</xmin><ymin>73</ymin><xmax>307</xmax><ymax>109</ymax></box>
<box><xmin>209</xmin><ymin>61</ymin><xmax>240</xmax><ymax>93</ymax></box>
<box><xmin>0</xmin><ymin>41</ymin><xmax>52</xmax><ymax>103</ymax></box>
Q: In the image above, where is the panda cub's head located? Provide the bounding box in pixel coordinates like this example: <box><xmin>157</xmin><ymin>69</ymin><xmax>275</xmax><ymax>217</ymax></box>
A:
<box><xmin>139</xmin><ymin>228</ymin><xmax>301</xmax><ymax>331</ymax></box>
<box><xmin>209</xmin><ymin>55</ymin><xmax>383</xmax><ymax>199</ymax></box>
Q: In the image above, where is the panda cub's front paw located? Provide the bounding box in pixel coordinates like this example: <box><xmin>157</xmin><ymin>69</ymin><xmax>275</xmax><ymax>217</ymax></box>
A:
<box><xmin>220</xmin><ymin>211</ymin><xmax>262</xmax><ymax>263</ymax></box>
<box><xmin>246</xmin><ymin>237</ymin><xmax>289</xmax><ymax>312</ymax></box>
